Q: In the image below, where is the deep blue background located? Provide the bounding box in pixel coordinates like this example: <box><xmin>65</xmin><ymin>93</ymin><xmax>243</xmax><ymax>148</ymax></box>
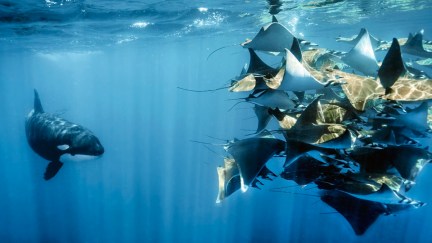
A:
<box><xmin>1</xmin><ymin>1</ymin><xmax>432</xmax><ymax>242</ymax></box>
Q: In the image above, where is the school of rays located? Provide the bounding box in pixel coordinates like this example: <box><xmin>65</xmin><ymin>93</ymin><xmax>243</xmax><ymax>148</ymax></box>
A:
<box><xmin>214</xmin><ymin>16</ymin><xmax>432</xmax><ymax>235</ymax></box>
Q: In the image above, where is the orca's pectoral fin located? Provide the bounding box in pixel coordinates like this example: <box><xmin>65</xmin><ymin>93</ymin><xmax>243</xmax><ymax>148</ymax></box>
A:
<box><xmin>44</xmin><ymin>160</ymin><xmax>64</xmax><ymax>180</ymax></box>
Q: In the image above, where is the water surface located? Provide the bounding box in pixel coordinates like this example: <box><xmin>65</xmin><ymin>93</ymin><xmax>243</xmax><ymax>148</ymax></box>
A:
<box><xmin>1</xmin><ymin>1</ymin><xmax>432</xmax><ymax>242</ymax></box>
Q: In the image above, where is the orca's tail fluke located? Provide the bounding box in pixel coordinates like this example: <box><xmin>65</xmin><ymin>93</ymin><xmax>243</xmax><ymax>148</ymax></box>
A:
<box><xmin>33</xmin><ymin>89</ymin><xmax>44</xmax><ymax>113</ymax></box>
<box><xmin>44</xmin><ymin>160</ymin><xmax>63</xmax><ymax>180</ymax></box>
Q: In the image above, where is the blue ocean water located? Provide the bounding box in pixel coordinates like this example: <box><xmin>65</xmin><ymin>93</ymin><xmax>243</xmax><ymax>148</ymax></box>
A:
<box><xmin>1</xmin><ymin>0</ymin><xmax>432</xmax><ymax>242</ymax></box>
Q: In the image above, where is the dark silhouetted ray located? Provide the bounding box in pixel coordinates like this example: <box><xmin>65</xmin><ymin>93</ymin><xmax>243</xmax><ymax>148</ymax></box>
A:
<box><xmin>226</xmin><ymin>136</ymin><xmax>285</xmax><ymax>190</ymax></box>
<box><xmin>281</xmin><ymin>154</ymin><xmax>339</xmax><ymax>185</ymax></box>
<box><xmin>253</xmin><ymin>105</ymin><xmax>272</xmax><ymax>133</ymax></box>
<box><xmin>349</xmin><ymin>145</ymin><xmax>432</xmax><ymax>182</ymax></box>
<box><xmin>245</xmin><ymin>89</ymin><xmax>296</xmax><ymax>110</ymax></box>
<box><xmin>378</xmin><ymin>38</ymin><xmax>406</xmax><ymax>94</ymax></box>
<box><xmin>402</xmin><ymin>29</ymin><xmax>432</xmax><ymax>58</ymax></box>
<box><xmin>321</xmin><ymin>189</ymin><xmax>387</xmax><ymax>235</ymax></box>
<box><xmin>290</xmin><ymin>37</ymin><xmax>302</xmax><ymax>62</ymax></box>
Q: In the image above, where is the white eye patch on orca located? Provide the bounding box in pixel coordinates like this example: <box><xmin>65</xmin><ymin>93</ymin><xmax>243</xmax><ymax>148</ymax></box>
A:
<box><xmin>57</xmin><ymin>144</ymin><xmax>70</xmax><ymax>151</ymax></box>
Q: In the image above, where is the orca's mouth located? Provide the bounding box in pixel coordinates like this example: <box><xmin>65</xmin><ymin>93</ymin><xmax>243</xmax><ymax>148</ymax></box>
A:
<box><xmin>93</xmin><ymin>144</ymin><xmax>105</xmax><ymax>156</ymax></box>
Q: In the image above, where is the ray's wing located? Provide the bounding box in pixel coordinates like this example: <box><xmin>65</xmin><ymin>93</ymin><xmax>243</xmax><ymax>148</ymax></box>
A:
<box><xmin>402</xmin><ymin>29</ymin><xmax>432</xmax><ymax>58</ymax></box>
<box><xmin>293</xmin><ymin>96</ymin><xmax>324</xmax><ymax>126</ymax></box>
<box><xmin>280</xmin><ymin>154</ymin><xmax>339</xmax><ymax>185</ymax></box>
<box><xmin>336</xmin><ymin>28</ymin><xmax>384</xmax><ymax>50</ymax></box>
<box><xmin>216</xmin><ymin>157</ymin><xmax>241</xmax><ymax>203</ymax></box>
<box><xmin>253</xmin><ymin>105</ymin><xmax>272</xmax><ymax>133</ymax></box>
<box><xmin>266</xmin><ymin>49</ymin><xmax>325</xmax><ymax>91</ymax></box>
<box><xmin>321</xmin><ymin>189</ymin><xmax>385</xmax><ymax>235</ymax></box>
<box><xmin>227</xmin><ymin>137</ymin><xmax>285</xmax><ymax>190</ymax></box>
<box><xmin>247</xmin><ymin>48</ymin><xmax>278</xmax><ymax>74</ymax></box>
<box><xmin>246</xmin><ymin>89</ymin><xmax>296</xmax><ymax>110</ymax></box>
<box><xmin>396</xmin><ymin>102</ymin><xmax>429</xmax><ymax>133</ymax></box>
<box><xmin>341</xmin><ymin>28</ymin><xmax>379</xmax><ymax>77</ymax></box>
<box><xmin>378</xmin><ymin>38</ymin><xmax>406</xmax><ymax>93</ymax></box>
<box><xmin>242</xmin><ymin>22</ymin><xmax>295</xmax><ymax>53</ymax></box>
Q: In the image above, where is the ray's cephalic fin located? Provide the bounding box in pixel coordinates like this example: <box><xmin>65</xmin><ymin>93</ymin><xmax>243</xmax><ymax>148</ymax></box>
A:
<box><xmin>378</xmin><ymin>38</ymin><xmax>406</xmax><ymax>94</ymax></box>
<box><xmin>33</xmin><ymin>89</ymin><xmax>44</xmax><ymax>113</ymax></box>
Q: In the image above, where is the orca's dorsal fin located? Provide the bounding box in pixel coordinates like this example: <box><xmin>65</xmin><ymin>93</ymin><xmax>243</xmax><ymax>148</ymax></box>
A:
<box><xmin>290</xmin><ymin>37</ymin><xmax>302</xmax><ymax>62</ymax></box>
<box><xmin>33</xmin><ymin>89</ymin><xmax>44</xmax><ymax>113</ymax></box>
<box><xmin>272</xmin><ymin>15</ymin><xmax>278</xmax><ymax>23</ymax></box>
<box><xmin>378</xmin><ymin>38</ymin><xmax>406</xmax><ymax>92</ymax></box>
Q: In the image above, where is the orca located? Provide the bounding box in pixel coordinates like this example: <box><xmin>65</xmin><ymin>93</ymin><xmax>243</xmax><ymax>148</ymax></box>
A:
<box><xmin>25</xmin><ymin>90</ymin><xmax>104</xmax><ymax>180</ymax></box>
